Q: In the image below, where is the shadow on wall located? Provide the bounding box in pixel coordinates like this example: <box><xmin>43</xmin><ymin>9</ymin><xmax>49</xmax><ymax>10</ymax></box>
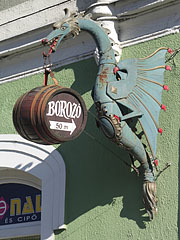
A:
<box><xmin>54</xmin><ymin>58</ymin><xmax>150</xmax><ymax>230</ymax></box>
<box><xmin>178</xmin><ymin>129</ymin><xmax>180</xmax><ymax>239</ymax></box>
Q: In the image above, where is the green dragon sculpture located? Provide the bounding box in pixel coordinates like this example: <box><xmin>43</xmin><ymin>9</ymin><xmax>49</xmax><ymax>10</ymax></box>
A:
<box><xmin>42</xmin><ymin>13</ymin><xmax>172</xmax><ymax>220</ymax></box>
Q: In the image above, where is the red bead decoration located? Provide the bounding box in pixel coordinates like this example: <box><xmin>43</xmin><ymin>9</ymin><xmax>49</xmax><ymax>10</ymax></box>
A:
<box><xmin>113</xmin><ymin>66</ymin><xmax>119</xmax><ymax>75</ymax></box>
<box><xmin>114</xmin><ymin>115</ymin><xmax>120</xmax><ymax>122</ymax></box>
<box><xmin>158</xmin><ymin>128</ymin><xmax>163</xmax><ymax>134</ymax></box>
<box><xmin>161</xmin><ymin>104</ymin><xmax>166</xmax><ymax>111</ymax></box>
<box><xmin>163</xmin><ymin>85</ymin><xmax>169</xmax><ymax>91</ymax></box>
<box><xmin>154</xmin><ymin>159</ymin><xmax>158</xmax><ymax>166</ymax></box>
<box><xmin>168</xmin><ymin>48</ymin><xmax>173</xmax><ymax>55</ymax></box>
<box><xmin>165</xmin><ymin>65</ymin><xmax>172</xmax><ymax>71</ymax></box>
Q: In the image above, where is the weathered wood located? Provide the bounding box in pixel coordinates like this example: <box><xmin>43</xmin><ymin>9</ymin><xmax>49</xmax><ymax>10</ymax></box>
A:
<box><xmin>13</xmin><ymin>85</ymin><xmax>87</xmax><ymax>144</ymax></box>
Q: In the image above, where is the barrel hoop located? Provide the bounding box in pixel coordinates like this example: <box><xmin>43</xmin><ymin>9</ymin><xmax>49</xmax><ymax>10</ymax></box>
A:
<box><xmin>37</xmin><ymin>86</ymin><xmax>63</xmax><ymax>143</ymax></box>
<box><xmin>14</xmin><ymin>92</ymin><xmax>32</xmax><ymax>141</ymax></box>
<box><xmin>13</xmin><ymin>94</ymin><xmax>25</xmax><ymax>137</ymax></box>
<box><xmin>30</xmin><ymin>85</ymin><xmax>58</xmax><ymax>144</ymax></box>
<box><xmin>30</xmin><ymin>86</ymin><xmax>53</xmax><ymax>144</ymax></box>
<box><xmin>30</xmin><ymin>85</ymin><xmax>55</xmax><ymax>121</ymax></box>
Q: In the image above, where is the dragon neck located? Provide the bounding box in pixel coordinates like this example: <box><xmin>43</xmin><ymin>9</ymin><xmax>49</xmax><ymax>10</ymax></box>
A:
<box><xmin>78</xmin><ymin>19</ymin><xmax>116</xmax><ymax>65</ymax></box>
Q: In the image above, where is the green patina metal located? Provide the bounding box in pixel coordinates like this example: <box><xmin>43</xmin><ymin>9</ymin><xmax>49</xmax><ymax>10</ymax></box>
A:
<box><xmin>42</xmin><ymin>13</ymin><xmax>172</xmax><ymax>220</ymax></box>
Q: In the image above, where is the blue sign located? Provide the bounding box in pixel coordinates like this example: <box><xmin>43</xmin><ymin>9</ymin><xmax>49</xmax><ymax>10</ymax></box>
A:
<box><xmin>0</xmin><ymin>183</ymin><xmax>41</xmax><ymax>225</ymax></box>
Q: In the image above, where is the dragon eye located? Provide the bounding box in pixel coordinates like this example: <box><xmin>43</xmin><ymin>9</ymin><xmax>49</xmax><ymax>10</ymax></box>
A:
<box><xmin>61</xmin><ymin>26</ymin><xmax>66</xmax><ymax>31</ymax></box>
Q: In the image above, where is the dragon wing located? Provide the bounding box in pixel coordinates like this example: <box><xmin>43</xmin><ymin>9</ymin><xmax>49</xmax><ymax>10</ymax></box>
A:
<box><xmin>117</xmin><ymin>48</ymin><xmax>171</xmax><ymax>163</ymax></box>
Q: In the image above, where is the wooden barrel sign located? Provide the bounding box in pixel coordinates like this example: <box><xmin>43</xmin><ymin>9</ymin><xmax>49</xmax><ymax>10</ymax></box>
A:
<box><xmin>13</xmin><ymin>85</ymin><xmax>87</xmax><ymax>145</ymax></box>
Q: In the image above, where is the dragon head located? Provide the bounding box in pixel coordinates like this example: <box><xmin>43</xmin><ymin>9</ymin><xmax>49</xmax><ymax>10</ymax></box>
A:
<box><xmin>42</xmin><ymin>14</ymin><xmax>80</xmax><ymax>52</ymax></box>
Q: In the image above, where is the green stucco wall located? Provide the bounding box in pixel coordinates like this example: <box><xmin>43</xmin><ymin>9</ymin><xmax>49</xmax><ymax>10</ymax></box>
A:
<box><xmin>0</xmin><ymin>32</ymin><xmax>180</xmax><ymax>240</ymax></box>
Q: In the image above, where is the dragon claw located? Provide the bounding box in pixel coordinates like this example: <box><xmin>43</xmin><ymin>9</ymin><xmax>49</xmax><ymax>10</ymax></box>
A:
<box><xmin>143</xmin><ymin>181</ymin><xmax>158</xmax><ymax>220</ymax></box>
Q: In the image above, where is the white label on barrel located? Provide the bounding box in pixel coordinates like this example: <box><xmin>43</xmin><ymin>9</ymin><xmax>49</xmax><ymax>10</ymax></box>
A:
<box><xmin>45</xmin><ymin>91</ymin><xmax>87</xmax><ymax>141</ymax></box>
<box><xmin>49</xmin><ymin>120</ymin><xmax>76</xmax><ymax>135</ymax></box>
<box><xmin>46</xmin><ymin>100</ymin><xmax>82</xmax><ymax>120</ymax></box>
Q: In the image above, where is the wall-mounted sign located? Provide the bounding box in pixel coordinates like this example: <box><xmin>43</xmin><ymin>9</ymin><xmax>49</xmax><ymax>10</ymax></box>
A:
<box><xmin>0</xmin><ymin>183</ymin><xmax>41</xmax><ymax>226</ymax></box>
<box><xmin>13</xmin><ymin>86</ymin><xmax>87</xmax><ymax>145</ymax></box>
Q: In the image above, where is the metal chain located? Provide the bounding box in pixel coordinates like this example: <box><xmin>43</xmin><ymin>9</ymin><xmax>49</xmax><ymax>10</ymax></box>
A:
<box><xmin>42</xmin><ymin>42</ymin><xmax>54</xmax><ymax>85</ymax></box>
<box><xmin>43</xmin><ymin>54</ymin><xmax>52</xmax><ymax>69</ymax></box>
